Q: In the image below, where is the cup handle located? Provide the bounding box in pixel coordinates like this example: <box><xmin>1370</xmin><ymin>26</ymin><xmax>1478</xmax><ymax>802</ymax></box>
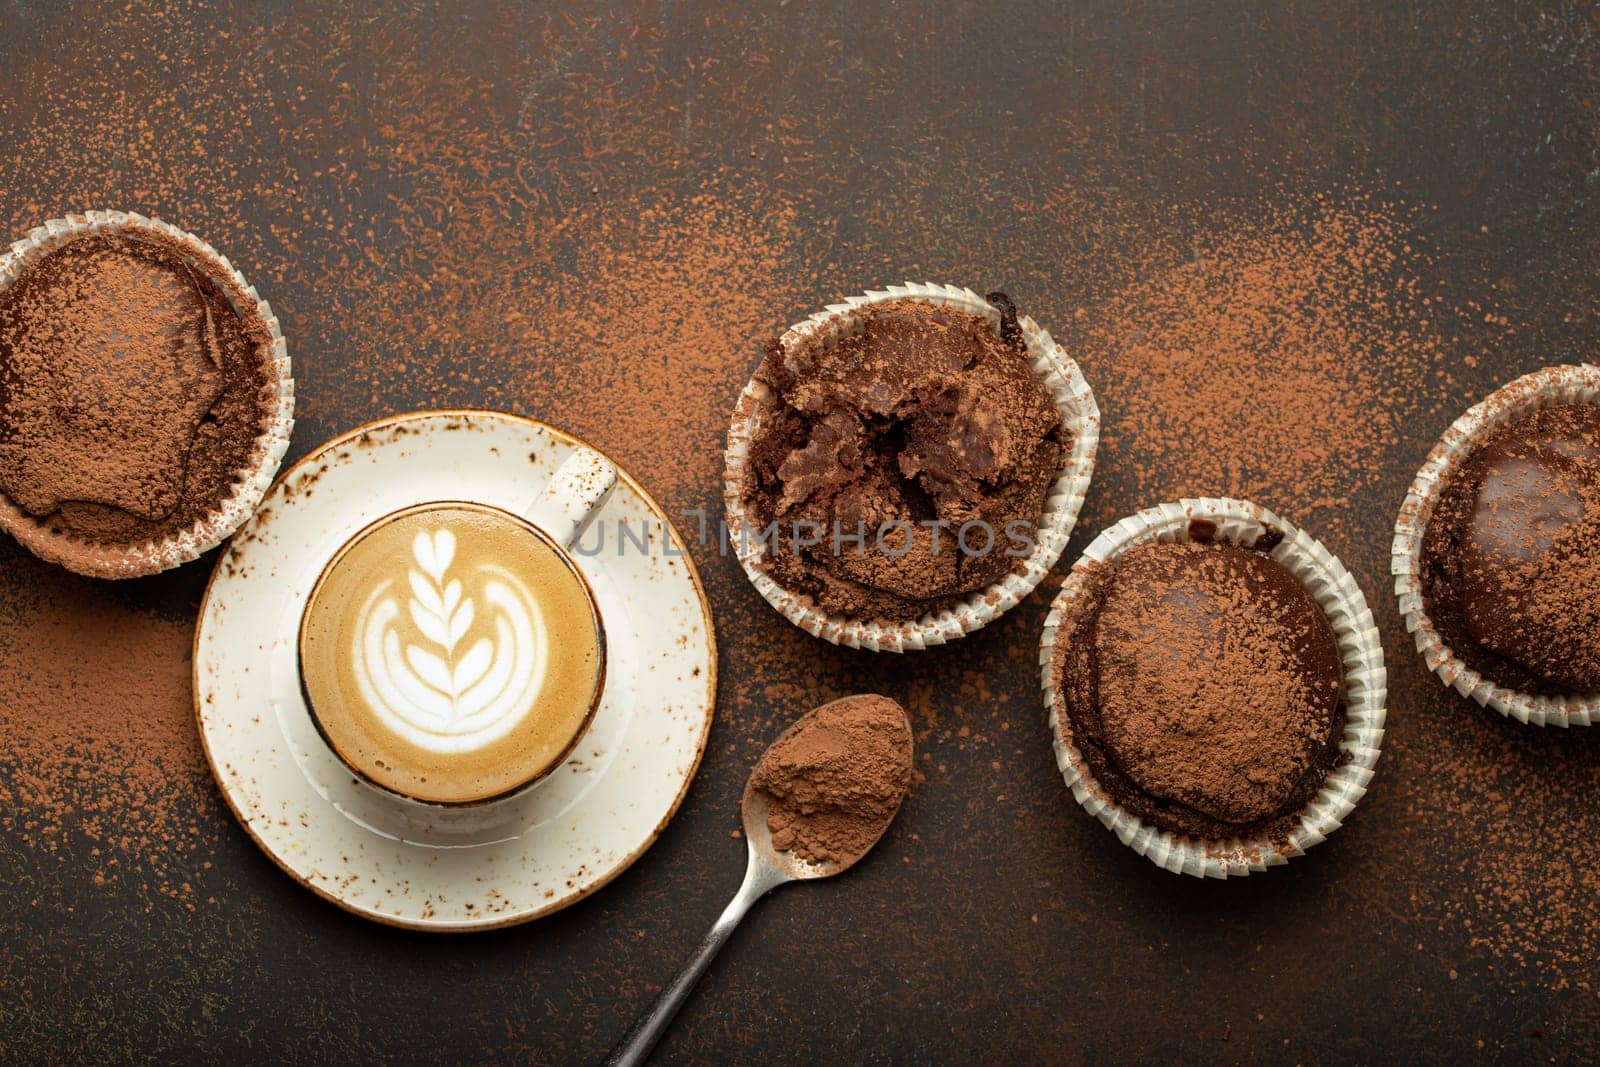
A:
<box><xmin>523</xmin><ymin>446</ymin><xmax>617</xmax><ymax>550</ymax></box>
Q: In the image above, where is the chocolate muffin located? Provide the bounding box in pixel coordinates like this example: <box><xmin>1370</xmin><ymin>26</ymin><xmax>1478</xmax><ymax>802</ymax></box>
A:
<box><xmin>1419</xmin><ymin>403</ymin><xmax>1600</xmax><ymax>695</ymax></box>
<box><xmin>739</xmin><ymin>294</ymin><xmax>1066</xmax><ymax>621</ymax></box>
<box><xmin>1054</xmin><ymin>530</ymin><xmax>1347</xmax><ymax>843</ymax></box>
<box><xmin>0</xmin><ymin>227</ymin><xmax>278</xmax><ymax>549</ymax></box>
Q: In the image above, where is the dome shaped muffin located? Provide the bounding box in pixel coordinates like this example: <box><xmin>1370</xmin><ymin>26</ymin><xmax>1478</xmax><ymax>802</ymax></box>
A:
<box><xmin>0</xmin><ymin>212</ymin><xmax>292</xmax><ymax>578</ymax></box>
<box><xmin>1420</xmin><ymin>403</ymin><xmax>1600</xmax><ymax>695</ymax></box>
<box><xmin>1056</xmin><ymin>537</ymin><xmax>1345</xmax><ymax>842</ymax></box>
<box><xmin>1393</xmin><ymin>364</ymin><xmax>1600</xmax><ymax>726</ymax></box>
<box><xmin>1044</xmin><ymin>499</ymin><xmax>1385</xmax><ymax>878</ymax></box>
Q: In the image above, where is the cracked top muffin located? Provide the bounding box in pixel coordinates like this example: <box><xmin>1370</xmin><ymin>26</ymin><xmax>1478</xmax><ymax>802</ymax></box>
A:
<box><xmin>737</xmin><ymin>294</ymin><xmax>1066</xmax><ymax>621</ymax></box>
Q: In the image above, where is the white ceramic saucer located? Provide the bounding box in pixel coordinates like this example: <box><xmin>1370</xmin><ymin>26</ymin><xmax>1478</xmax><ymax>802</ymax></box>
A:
<box><xmin>194</xmin><ymin>411</ymin><xmax>717</xmax><ymax>931</ymax></box>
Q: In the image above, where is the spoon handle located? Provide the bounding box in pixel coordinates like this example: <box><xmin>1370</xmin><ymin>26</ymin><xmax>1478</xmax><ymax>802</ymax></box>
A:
<box><xmin>607</xmin><ymin>848</ymin><xmax>786</xmax><ymax>1067</ymax></box>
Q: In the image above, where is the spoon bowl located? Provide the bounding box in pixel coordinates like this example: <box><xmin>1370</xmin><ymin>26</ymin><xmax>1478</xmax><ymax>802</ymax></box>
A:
<box><xmin>738</xmin><ymin>696</ymin><xmax>913</xmax><ymax>881</ymax></box>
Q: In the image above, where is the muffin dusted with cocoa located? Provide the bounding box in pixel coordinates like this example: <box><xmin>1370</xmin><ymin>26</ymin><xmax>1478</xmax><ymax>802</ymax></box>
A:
<box><xmin>1054</xmin><ymin>531</ymin><xmax>1346</xmax><ymax>843</ymax></box>
<box><xmin>737</xmin><ymin>294</ymin><xmax>1066</xmax><ymax>622</ymax></box>
<box><xmin>0</xmin><ymin>214</ymin><xmax>290</xmax><ymax>577</ymax></box>
<box><xmin>1419</xmin><ymin>403</ymin><xmax>1600</xmax><ymax>696</ymax></box>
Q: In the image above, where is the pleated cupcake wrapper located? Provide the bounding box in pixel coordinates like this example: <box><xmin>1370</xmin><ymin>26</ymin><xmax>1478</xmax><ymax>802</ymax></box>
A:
<box><xmin>1390</xmin><ymin>363</ymin><xmax>1600</xmax><ymax>727</ymax></box>
<box><xmin>722</xmin><ymin>282</ymin><xmax>1100</xmax><ymax>652</ymax></box>
<box><xmin>0</xmin><ymin>211</ymin><xmax>294</xmax><ymax>579</ymax></box>
<box><xmin>1039</xmin><ymin>498</ymin><xmax>1387</xmax><ymax>878</ymax></box>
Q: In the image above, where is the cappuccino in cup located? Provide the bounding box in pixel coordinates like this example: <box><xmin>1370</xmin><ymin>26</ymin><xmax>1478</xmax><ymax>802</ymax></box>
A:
<box><xmin>299</xmin><ymin>501</ymin><xmax>605</xmax><ymax>805</ymax></box>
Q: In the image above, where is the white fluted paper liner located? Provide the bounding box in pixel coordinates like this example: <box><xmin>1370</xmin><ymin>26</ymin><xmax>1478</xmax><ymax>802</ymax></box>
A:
<box><xmin>723</xmin><ymin>283</ymin><xmax>1100</xmax><ymax>652</ymax></box>
<box><xmin>0</xmin><ymin>211</ymin><xmax>294</xmax><ymax>579</ymax></box>
<box><xmin>1039</xmin><ymin>498</ymin><xmax>1387</xmax><ymax>878</ymax></box>
<box><xmin>1390</xmin><ymin>364</ymin><xmax>1600</xmax><ymax>727</ymax></box>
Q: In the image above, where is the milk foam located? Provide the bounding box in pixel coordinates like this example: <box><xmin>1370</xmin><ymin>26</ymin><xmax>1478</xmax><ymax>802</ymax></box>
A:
<box><xmin>350</xmin><ymin>528</ymin><xmax>550</xmax><ymax>754</ymax></box>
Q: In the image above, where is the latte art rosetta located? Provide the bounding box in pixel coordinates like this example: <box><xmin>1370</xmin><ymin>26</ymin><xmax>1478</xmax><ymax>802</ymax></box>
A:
<box><xmin>353</xmin><ymin>528</ymin><xmax>549</xmax><ymax>754</ymax></box>
<box><xmin>300</xmin><ymin>501</ymin><xmax>604</xmax><ymax>805</ymax></box>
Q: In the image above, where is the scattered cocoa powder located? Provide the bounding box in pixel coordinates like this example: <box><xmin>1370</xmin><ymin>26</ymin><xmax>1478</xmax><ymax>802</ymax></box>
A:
<box><xmin>1073</xmin><ymin>191</ymin><xmax>1471</xmax><ymax>556</ymax></box>
<box><xmin>1393</xmin><ymin>727</ymin><xmax>1600</xmax><ymax>989</ymax></box>
<box><xmin>0</xmin><ymin>563</ymin><xmax>222</xmax><ymax>907</ymax></box>
<box><xmin>745</xmin><ymin>695</ymin><xmax>913</xmax><ymax>867</ymax></box>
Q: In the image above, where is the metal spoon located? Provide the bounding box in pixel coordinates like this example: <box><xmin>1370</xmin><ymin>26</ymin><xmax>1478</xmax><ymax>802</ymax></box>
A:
<box><xmin>606</xmin><ymin>696</ymin><xmax>913</xmax><ymax>1067</ymax></box>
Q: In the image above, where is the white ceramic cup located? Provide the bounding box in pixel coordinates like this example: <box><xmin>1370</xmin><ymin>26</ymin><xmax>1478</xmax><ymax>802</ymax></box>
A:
<box><xmin>297</xmin><ymin>446</ymin><xmax>618</xmax><ymax>806</ymax></box>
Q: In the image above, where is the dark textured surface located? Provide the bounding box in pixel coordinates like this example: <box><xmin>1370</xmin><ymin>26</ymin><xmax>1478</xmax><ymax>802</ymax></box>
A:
<box><xmin>1</xmin><ymin>3</ymin><xmax>1598</xmax><ymax>1064</ymax></box>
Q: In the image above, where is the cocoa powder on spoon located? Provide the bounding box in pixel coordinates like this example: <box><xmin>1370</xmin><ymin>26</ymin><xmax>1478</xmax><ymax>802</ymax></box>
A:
<box><xmin>745</xmin><ymin>693</ymin><xmax>913</xmax><ymax>868</ymax></box>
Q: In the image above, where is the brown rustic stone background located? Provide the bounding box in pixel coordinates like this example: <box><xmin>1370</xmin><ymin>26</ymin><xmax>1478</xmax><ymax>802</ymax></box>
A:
<box><xmin>1</xmin><ymin>2</ymin><xmax>1597</xmax><ymax>1063</ymax></box>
